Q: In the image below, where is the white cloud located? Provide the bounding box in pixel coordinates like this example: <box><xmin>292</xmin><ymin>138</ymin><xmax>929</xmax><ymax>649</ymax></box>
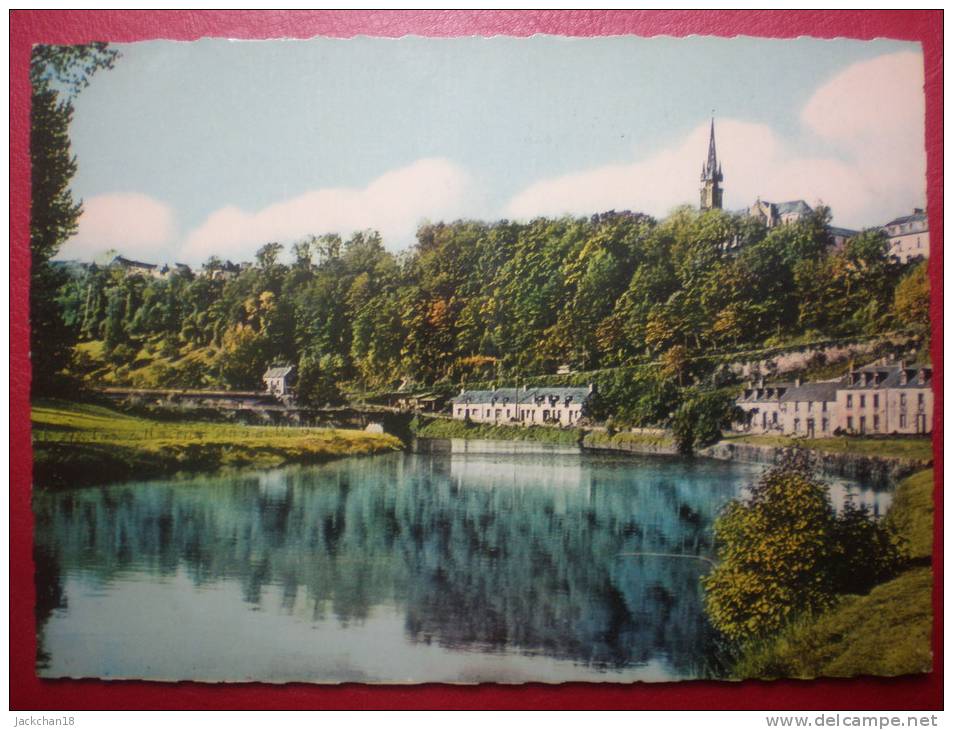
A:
<box><xmin>506</xmin><ymin>51</ymin><xmax>925</xmax><ymax>230</ymax></box>
<box><xmin>59</xmin><ymin>193</ymin><xmax>178</xmax><ymax>262</ymax></box>
<box><xmin>180</xmin><ymin>158</ymin><xmax>474</xmax><ymax>263</ymax></box>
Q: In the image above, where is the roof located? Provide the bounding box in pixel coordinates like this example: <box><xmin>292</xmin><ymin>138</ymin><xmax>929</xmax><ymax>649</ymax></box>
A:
<box><xmin>263</xmin><ymin>366</ymin><xmax>295</xmax><ymax>379</ymax></box>
<box><xmin>775</xmin><ymin>200</ymin><xmax>813</xmax><ymax>217</ymax></box>
<box><xmin>884</xmin><ymin>211</ymin><xmax>928</xmax><ymax>228</ymax></box>
<box><xmin>842</xmin><ymin>362</ymin><xmax>932</xmax><ymax>390</ymax></box>
<box><xmin>738</xmin><ymin>382</ymin><xmax>795</xmax><ymax>402</ymax></box>
<box><xmin>112</xmin><ymin>255</ymin><xmax>157</xmax><ymax>270</ymax></box>
<box><xmin>780</xmin><ymin>380</ymin><xmax>840</xmax><ymax>403</ymax></box>
<box><xmin>829</xmin><ymin>226</ymin><xmax>858</xmax><ymax>238</ymax></box>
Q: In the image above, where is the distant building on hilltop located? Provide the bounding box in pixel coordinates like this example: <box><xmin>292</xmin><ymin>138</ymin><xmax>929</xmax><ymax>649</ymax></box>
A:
<box><xmin>747</xmin><ymin>198</ymin><xmax>814</xmax><ymax>229</ymax></box>
<box><xmin>882</xmin><ymin>208</ymin><xmax>929</xmax><ymax>263</ymax></box>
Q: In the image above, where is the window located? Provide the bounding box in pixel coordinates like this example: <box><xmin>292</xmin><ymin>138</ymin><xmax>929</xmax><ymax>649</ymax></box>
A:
<box><xmin>846</xmin><ymin>394</ymin><xmax>853</xmax><ymax>408</ymax></box>
<box><xmin>859</xmin><ymin>395</ymin><xmax>866</xmax><ymax>408</ymax></box>
<box><xmin>772</xmin><ymin>412</ymin><xmax>778</xmax><ymax>424</ymax></box>
<box><xmin>918</xmin><ymin>393</ymin><xmax>925</xmax><ymax>410</ymax></box>
<box><xmin>822</xmin><ymin>401</ymin><xmax>827</xmax><ymax>412</ymax></box>
<box><xmin>873</xmin><ymin>415</ymin><xmax>880</xmax><ymax>431</ymax></box>
<box><xmin>794</xmin><ymin>402</ymin><xmax>799</xmax><ymax>413</ymax></box>
<box><xmin>900</xmin><ymin>393</ymin><xmax>907</xmax><ymax>409</ymax></box>
<box><xmin>822</xmin><ymin>418</ymin><xmax>829</xmax><ymax>432</ymax></box>
<box><xmin>794</xmin><ymin>418</ymin><xmax>800</xmax><ymax>432</ymax></box>
<box><xmin>900</xmin><ymin>413</ymin><xmax>907</xmax><ymax>428</ymax></box>
<box><xmin>860</xmin><ymin>416</ymin><xmax>866</xmax><ymax>433</ymax></box>
<box><xmin>847</xmin><ymin>416</ymin><xmax>854</xmax><ymax>430</ymax></box>
<box><xmin>807</xmin><ymin>401</ymin><xmax>813</xmax><ymax>412</ymax></box>
<box><xmin>873</xmin><ymin>394</ymin><xmax>879</xmax><ymax>408</ymax></box>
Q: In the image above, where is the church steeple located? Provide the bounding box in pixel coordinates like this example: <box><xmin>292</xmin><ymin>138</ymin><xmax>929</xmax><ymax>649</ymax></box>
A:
<box><xmin>700</xmin><ymin>117</ymin><xmax>724</xmax><ymax>211</ymax></box>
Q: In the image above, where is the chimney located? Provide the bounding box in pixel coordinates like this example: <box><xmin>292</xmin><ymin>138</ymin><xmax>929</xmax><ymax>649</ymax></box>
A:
<box><xmin>795</xmin><ymin>377</ymin><xmax>802</xmax><ymax>388</ymax></box>
<box><xmin>918</xmin><ymin>368</ymin><xmax>927</xmax><ymax>385</ymax></box>
<box><xmin>899</xmin><ymin>359</ymin><xmax>906</xmax><ymax>370</ymax></box>
<box><xmin>522</xmin><ymin>384</ymin><xmax>527</xmax><ymax>392</ymax></box>
<box><xmin>900</xmin><ymin>369</ymin><xmax>908</xmax><ymax>386</ymax></box>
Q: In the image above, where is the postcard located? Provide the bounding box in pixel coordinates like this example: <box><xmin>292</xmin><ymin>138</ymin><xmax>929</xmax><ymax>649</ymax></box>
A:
<box><xmin>26</xmin><ymin>30</ymin><xmax>934</xmax><ymax>687</ymax></box>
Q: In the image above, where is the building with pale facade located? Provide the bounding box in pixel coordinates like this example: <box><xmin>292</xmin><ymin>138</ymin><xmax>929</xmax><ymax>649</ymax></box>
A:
<box><xmin>779</xmin><ymin>380</ymin><xmax>839</xmax><ymax>438</ymax></box>
<box><xmin>452</xmin><ymin>385</ymin><xmax>594</xmax><ymax>427</ymax></box>
<box><xmin>837</xmin><ymin>361</ymin><xmax>932</xmax><ymax>435</ymax></box>
<box><xmin>734</xmin><ymin>379</ymin><xmax>794</xmax><ymax>434</ymax></box>
<box><xmin>882</xmin><ymin>209</ymin><xmax>929</xmax><ymax>263</ymax></box>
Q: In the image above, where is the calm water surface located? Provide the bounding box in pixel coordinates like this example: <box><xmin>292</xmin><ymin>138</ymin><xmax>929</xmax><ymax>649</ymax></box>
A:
<box><xmin>34</xmin><ymin>440</ymin><xmax>889</xmax><ymax>683</ymax></box>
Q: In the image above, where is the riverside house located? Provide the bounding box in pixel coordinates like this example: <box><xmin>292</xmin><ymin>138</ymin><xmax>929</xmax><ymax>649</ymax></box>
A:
<box><xmin>837</xmin><ymin>361</ymin><xmax>933</xmax><ymax>435</ymax></box>
<box><xmin>779</xmin><ymin>379</ymin><xmax>839</xmax><ymax>438</ymax></box>
<box><xmin>734</xmin><ymin>379</ymin><xmax>794</xmax><ymax>434</ymax></box>
<box><xmin>734</xmin><ymin>360</ymin><xmax>933</xmax><ymax>437</ymax></box>
<box><xmin>452</xmin><ymin>385</ymin><xmax>594</xmax><ymax>426</ymax></box>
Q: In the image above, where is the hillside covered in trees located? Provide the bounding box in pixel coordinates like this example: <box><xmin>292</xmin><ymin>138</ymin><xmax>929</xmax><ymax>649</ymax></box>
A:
<box><xmin>54</xmin><ymin>205</ymin><xmax>929</xmax><ymax>428</ymax></box>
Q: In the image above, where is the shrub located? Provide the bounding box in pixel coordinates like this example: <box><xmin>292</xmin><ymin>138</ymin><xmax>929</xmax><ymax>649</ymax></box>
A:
<box><xmin>702</xmin><ymin>452</ymin><xmax>900</xmax><ymax>642</ymax></box>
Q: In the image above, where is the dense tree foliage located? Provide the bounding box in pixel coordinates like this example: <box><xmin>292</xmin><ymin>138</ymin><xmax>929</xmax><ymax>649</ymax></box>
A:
<box><xmin>58</xmin><ymin>203</ymin><xmax>920</xmax><ymax>418</ymax></box>
<box><xmin>702</xmin><ymin>454</ymin><xmax>900</xmax><ymax>642</ymax></box>
<box><xmin>30</xmin><ymin>43</ymin><xmax>118</xmax><ymax>395</ymax></box>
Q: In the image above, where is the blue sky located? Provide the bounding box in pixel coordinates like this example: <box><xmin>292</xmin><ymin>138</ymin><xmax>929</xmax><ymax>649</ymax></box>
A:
<box><xmin>60</xmin><ymin>35</ymin><xmax>925</xmax><ymax>264</ymax></box>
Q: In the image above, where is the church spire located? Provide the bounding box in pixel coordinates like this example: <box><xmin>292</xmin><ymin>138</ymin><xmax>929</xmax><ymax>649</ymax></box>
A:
<box><xmin>700</xmin><ymin>117</ymin><xmax>724</xmax><ymax>211</ymax></box>
<box><xmin>706</xmin><ymin>118</ymin><xmax>718</xmax><ymax>177</ymax></box>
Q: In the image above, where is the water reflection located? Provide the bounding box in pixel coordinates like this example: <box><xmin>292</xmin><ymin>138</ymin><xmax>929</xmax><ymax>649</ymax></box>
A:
<box><xmin>33</xmin><ymin>443</ymin><xmax>889</xmax><ymax>683</ymax></box>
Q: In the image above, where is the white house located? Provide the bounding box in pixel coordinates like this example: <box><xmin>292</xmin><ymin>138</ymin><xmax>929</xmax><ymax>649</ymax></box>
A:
<box><xmin>779</xmin><ymin>380</ymin><xmax>840</xmax><ymax>438</ymax></box>
<box><xmin>263</xmin><ymin>365</ymin><xmax>296</xmax><ymax>397</ymax></box>
<box><xmin>837</xmin><ymin>361</ymin><xmax>932</xmax><ymax>435</ymax></box>
<box><xmin>883</xmin><ymin>209</ymin><xmax>929</xmax><ymax>263</ymax></box>
<box><xmin>734</xmin><ymin>379</ymin><xmax>794</xmax><ymax>434</ymax></box>
<box><xmin>451</xmin><ymin>385</ymin><xmax>594</xmax><ymax>426</ymax></box>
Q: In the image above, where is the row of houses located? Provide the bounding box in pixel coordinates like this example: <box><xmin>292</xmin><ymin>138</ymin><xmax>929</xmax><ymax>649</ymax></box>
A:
<box><xmin>735</xmin><ymin>360</ymin><xmax>933</xmax><ymax>437</ymax></box>
<box><xmin>451</xmin><ymin>385</ymin><xmax>595</xmax><ymax>427</ymax></box>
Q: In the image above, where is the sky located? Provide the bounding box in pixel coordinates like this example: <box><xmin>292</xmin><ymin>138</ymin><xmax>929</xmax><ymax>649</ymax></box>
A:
<box><xmin>58</xmin><ymin>35</ymin><xmax>926</xmax><ymax>265</ymax></box>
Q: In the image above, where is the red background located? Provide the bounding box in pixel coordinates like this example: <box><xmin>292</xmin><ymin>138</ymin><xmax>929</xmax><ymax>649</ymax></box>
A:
<box><xmin>9</xmin><ymin>10</ymin><xmax>943</xmax><ymax>710</ymax></box>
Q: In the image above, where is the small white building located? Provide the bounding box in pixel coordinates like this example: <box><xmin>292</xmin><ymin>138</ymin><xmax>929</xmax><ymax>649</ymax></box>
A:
<box><xmin>883</xmin><ymin>209</ymin><xmax>929</xmax><ymax>263</ymax></box>
<box><xmin>263</xmin><ymin>365</ymin><xmax>296</xmax><ymax>397</ymax></box>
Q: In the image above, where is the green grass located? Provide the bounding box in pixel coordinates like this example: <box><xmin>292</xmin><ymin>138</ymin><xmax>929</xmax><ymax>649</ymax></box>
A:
<box><xmin>32</xmin><ymin>399</ymin><xmax>402</xmax><ymax>488</ymax></box>
<box><xmin>723</xmin><ymin>434</ymin><xmax>934</xmax><ymax>462</ymax></box>
<box><xmin>734</xmin><ymin>567</ymin><xmax>934</xmax><ymax>680</ymax></box>
<box><xmin>412</xmin><ymin>416</ymin><xmax>584</xmax><ymax>445</ymax></box>
<box><xmin>885</xmin><ymin>469</ymin><xmax>935</xmax><ymax>560</ymax></box>
<box><xmin>582</xmin><ymin>430</ymin><xmax>675</xmax><ymax>450</ymax></box>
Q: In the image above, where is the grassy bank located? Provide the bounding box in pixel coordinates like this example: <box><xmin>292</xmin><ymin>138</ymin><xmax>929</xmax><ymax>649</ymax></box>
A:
<box><xmin>582</xmin><ymin>430</ymin><xmax>675</xmax><ymax>451</ymax></box>
<box><xmin>734</xmin><ymin>567</ymin><xmax>933</xmax><ymax>679</ymax></box>
<box><xmin>32</xmin><ymin>399</ymin><xmax>402</xmax><ymax>488</ymax></box>
<box><xmin>733</xmin><ymin>469</ymin><xmax>935</xmax><ymax>679</ymax></box>
<box><xmin>723</xmin><ymin>434</ymin><xmax>933</xmax><ymax>463</ymax></box>
<box><xmin>885</xmin><ymin>469</ymin><xmax>935</xmax><ymax>560</ymax></box>
<box><xmin>412</xmin><ymin>416</ymin><xmax>584</xmax><ymax>445</ymax></box>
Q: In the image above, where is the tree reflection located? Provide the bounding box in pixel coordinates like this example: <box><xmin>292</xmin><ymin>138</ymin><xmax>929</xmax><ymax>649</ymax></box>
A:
<box><xmin>34</xmin><ymin>450</ymin><xmax>747</xmax><ymax>678</ymax></box>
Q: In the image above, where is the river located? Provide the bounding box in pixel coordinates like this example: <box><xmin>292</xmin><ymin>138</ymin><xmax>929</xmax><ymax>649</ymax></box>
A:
<box><xmin>33</xmin><ymin>439</ymin><xmax>891</xmax><ymax>684</ymax></box>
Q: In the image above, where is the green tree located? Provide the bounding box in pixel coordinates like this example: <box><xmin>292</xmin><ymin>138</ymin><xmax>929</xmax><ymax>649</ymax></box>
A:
<box><xmin>30</xmin><ymin>43</ymin><xmax>118</xmax><ymax>395</ymax></box>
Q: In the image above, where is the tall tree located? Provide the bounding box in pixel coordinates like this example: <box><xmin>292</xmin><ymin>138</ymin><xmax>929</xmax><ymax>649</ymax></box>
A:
<box><xmin>30</xmin><ymin>43</ymin><xmax>118</xmax><ymax>395</ymax></box>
